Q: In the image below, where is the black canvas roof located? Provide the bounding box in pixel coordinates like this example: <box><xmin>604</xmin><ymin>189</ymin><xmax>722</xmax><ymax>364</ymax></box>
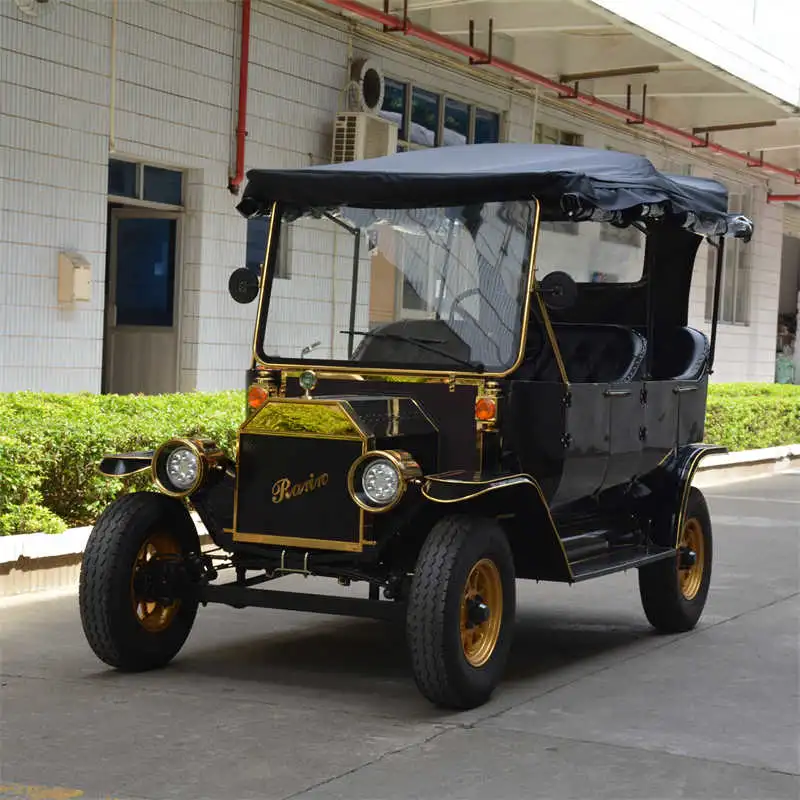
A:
<box><xmin>236</xmin><ymin>143</ymin><xmax>753</xmax><ymax>239</ymax></box>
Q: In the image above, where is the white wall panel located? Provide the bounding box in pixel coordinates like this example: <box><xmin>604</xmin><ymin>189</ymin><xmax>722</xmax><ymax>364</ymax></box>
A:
<box><xmin>0</xmin><ymin>0</ymin><xmax>787</xmax><ymax>392</ymax></box>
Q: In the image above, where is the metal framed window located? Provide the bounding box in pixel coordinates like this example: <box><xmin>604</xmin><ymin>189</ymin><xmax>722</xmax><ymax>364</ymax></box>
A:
<box><xmin>705</xmin><ymin>186</ymin><xmax>751</xmax><ymax>325</ymax></box>
<box><xmin>246</xmin><ymin>216</ymin><xmax>291</xmax><ymax>280</ymax></box>
<box><xmin>108</xmin><ymin>158</ymin><xmax>184</xmax><ymax>208</ymax></box>
<box><xmin>380</xmin><ymin>79</ymin><xmax>503</xmax><ymax>151</ymax></box>
<box><xmin>534</xmin><ymin>123</ymin><xmax>583</xmax><ymax>148</ymax></box>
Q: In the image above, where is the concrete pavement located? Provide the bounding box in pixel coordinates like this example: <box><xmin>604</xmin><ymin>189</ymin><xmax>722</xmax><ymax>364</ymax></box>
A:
<box><xmin>1</xmin><ymin>473</ymin><xmax>798</xmax><ymax>800</ymax></box>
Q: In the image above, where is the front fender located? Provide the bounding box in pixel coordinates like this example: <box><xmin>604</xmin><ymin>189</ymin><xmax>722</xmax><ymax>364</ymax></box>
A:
<box><xmin>97</xmin><ymin>450</ymin><xmax>155</xmax><ymax>477</ymax></box>
<box><xmin>421</xmin><ymin>472</ymin><xmax>572</xmax><ymax>582</ymax></box>
<box><xmin>640</xmin><ymin>443</ymin><xmax>726</xmax><ymax>547</ymax></box>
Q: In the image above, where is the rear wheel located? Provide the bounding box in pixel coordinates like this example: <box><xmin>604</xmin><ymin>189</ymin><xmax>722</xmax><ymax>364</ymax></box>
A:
<box><xmin>639</xmin><ymin>486</ymin><xmax>712</xmax><ymax>633</ymax></box>
<box><xmin>406</xmin><ymin>515</ymin><xmax>516</xmax><ymax>709</ymax></box>
<box><xmin>79</xmin><ymin>492</ymin><xmax>201</xmax><ymax>671</ymax></box>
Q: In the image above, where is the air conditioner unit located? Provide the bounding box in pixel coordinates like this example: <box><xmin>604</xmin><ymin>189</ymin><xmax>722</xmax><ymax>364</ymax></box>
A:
<box><xmin>331</xmin><ymin>112</ymin><xmax>398</xmax><ymax>164</ymax></box>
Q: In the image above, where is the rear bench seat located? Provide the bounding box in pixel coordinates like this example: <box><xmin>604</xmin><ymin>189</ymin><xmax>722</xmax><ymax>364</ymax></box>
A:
<box><xmin>518</xmin><ymin>322</ymin><xmax>647</xmax><ymax>383</ymax></box>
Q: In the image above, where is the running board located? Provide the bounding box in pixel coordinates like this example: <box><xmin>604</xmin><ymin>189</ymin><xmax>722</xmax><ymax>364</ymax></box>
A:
<box><xmin>570</xmin><ymin>545</ymin><xmax>675</xmax><ymax>582</ymax></box>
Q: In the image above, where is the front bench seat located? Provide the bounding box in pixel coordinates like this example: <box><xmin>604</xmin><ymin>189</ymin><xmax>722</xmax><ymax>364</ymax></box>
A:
<box><xmin>650</xmin><ymin>326</ymin><xmax>709</xmax><ymax>381</ymax></box>
<box><xmin>521</xmin><ymin>323</ymin><xmax>647</xmax><ymax>383</ymax></box>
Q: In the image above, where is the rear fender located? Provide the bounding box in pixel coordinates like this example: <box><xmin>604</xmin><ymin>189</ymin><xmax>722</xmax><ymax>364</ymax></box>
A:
<box><xmin>420</xmin><ymin>473</ymin><xmax>572</xmax><ymax>582</ymax></box>
<box><xmin>639</xmin><ymin>443</ymin><xmax>726</xmax><ymax>547</ymax></box>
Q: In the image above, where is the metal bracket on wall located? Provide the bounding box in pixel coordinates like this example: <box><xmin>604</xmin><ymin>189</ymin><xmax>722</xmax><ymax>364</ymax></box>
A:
<box><xmin>558</xmin><ymin>81</ymin><xmax>580</xmax><ymax>100</ymax></box>
<box><xmin>382</xmin><ymin>0</ymin><xmax>409</xmax><ymax>33</ymax></box>
<box><xmin>625</xmin><ymin>83</ymin><xmax>647</xmax><ymax>125</ymax></box>
<box><xmin>468</xmin><ymin>18</ymin><xmax>493</xmax><ymax>65</ymax></box>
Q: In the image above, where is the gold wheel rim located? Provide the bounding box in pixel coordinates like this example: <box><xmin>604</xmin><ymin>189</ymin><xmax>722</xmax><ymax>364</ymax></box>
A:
<box><xmin>460</xmin><ymin>558</ymin><xmax>503</xmax><ymax>668</ymax></box>
<box><xmin>678</xmin><ymin>517</ymin><xmax>705</xmax><ymax>600</ymax></box>
<box><xmin>131</xmin><ymin>531</ymin><xmax>182</xmax><ymax>633</ymax></box>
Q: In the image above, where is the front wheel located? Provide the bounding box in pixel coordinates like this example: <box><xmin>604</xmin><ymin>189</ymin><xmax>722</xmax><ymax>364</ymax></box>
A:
<box><xmin>638</xmin><ymin>486</ymin><xmax>713</xmax><ymax>633</ymax></box>
<box><xmin>79</xmin><ymin>492</ymin><xmax>201</xmax><ymax>671</ymax></box>
<box><xmin>406</xmin><ymin>515</ymin><xmax>516</xmax><ymax>710</ymax></box>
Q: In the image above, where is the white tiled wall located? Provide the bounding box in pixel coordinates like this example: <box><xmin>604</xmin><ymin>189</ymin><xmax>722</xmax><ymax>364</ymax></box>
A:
<box><xmin>0</xmin><ymin>0</ymin><xmax>785</xmax><ymax>392</ymax></box>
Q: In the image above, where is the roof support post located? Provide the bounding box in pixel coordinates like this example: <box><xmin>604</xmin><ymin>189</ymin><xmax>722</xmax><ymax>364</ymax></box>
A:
<box><xmin>708</xmin><ymin>237</ymin><xmax>725</xmax><ymax>374</ymax></box>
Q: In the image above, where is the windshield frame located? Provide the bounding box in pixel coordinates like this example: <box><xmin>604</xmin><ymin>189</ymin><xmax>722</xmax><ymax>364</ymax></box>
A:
<box><xmin>250</xmin><ymin>199</ymin><xmax>541</xmax><ymax>378</ymax></box>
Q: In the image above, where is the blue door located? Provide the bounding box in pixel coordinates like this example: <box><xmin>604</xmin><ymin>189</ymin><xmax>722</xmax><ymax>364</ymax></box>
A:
<box><xmin>104</xmin><ymin>211</ymin><xmax>180</xmax><ymax>394</ymax></box>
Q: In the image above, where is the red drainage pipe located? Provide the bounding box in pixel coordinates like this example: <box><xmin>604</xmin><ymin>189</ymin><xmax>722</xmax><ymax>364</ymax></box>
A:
<box><xmin>229</xmin><ymin>0</ymin><xmax>252</xmax><ymax>194</ymax></box>
<box><xmin>767</xmin><ymin>193</ymin><xmax>800</xmax><ymax>203</ymax></box>
<box><xmin>321</xmin><ymin>0</ymin><xmax>800</xmax><ymax>185</ymax></box>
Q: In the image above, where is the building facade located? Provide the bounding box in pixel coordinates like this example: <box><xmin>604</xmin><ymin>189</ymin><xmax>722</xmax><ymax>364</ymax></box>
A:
<box><xmin>2</xmin><ymin>0</ymin><xmax>799</xmax><ymax>393</ymax></box>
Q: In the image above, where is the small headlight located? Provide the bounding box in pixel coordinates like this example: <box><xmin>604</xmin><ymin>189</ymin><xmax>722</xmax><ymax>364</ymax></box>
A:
<box><xmin>347</xmin><ymin>450</ymin><xmax>421</xmax><ymax>513</ymax></box>
<box><xmin>166</xmin><ymin>447</ymin><xmax>199</xmax><ymax>491</ymax></box>
<box><xmin>362</xmin><ymin>459</ymin><xmax>400</xmax><ymax>505</ymax></box>
<box><xmin>152</xmin><ymin>438</ymin><xmax>220</xmax><ymax>497</ymax></box>
<box><xmin>298</xmin><ymin>369</ymin><xmax>317</xmax><ymax>397</ymax></box>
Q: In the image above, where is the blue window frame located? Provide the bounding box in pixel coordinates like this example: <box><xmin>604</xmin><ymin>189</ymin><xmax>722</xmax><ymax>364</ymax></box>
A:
<box><xmin>380</xmin><ymin>77</ymin><xmax>502</xmax><ymax>148</ymax></box>
<box><xmin>474</xmin><ymin>108</ymin><xmax>500</xmax><ymax>144</ymax></box>
<box><xmin>380</xmin><ymin>78</ymin><xmax>408</xmax><ymax>140</ymax></box>
<box><xmin>443</xmin><ymin>97</ymin><xmax>469</xmax><ymax>146</ymax></box>
<box><xmin>108</xmin><ymin>160</ymin><xmax>184</xmax><ymax>206</ymax></box>
<box><xmin>108</xmin><ymin>159</ymin><xmax>137</xmax><ymax>198</ymax></box>
<box><xmin>246</xmin><ymin>217</ymin><xmax>290</xmax><ymax>279</ymax></box>
<box><xmin>143</xmin><ymin>166</ymin><xmax>183</xmax><ymax>206</ymax></box>
<box><xmin>115</xmin><ymin>218</ymin><xmax>176</xmax><ymax>327</ymax></box>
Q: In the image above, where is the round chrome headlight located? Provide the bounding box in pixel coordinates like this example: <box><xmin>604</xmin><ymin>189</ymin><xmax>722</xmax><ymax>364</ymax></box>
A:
<box><xmin>152</xmin><ymin>438</ymin><xmax>212</xmax><ymax>497</ymax></box>
<box><xmin>362</xmin><ymin>459</ymin><xmax>400</xmax><ymax>505</ymax></box>
<box><xmin>165</xmin><ymin>447</ymin><xmax>199</xmax><ymax>491</ymax></box>
<box><xmin>347</xmin><ymin>450</ymin><xmax>422</xmax><ymax>513</ymax></box>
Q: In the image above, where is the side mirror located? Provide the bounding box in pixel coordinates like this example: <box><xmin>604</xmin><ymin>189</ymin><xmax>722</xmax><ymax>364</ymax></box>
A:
<box><xmin>538</xmin><ymin>270</ymin><xmax>578</xmax><ymax>311</ymax></box>
<box><xmin>228</xmin><ymin>267</ymin><xmax>260</xmax><ymax>304</ymax></box>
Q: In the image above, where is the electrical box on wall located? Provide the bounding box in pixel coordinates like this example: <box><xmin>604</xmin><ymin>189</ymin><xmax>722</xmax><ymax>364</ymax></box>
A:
<box><xmin>57</xmin><ymin>251</ymin><xmax>91</xmax><ymax>304</ymax></box>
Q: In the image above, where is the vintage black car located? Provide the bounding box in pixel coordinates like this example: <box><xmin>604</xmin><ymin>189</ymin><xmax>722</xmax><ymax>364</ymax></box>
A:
<box><xmin>80</xmin><ymin>143</ymin><xmax>753</xmax><ymax>709</ymax></box>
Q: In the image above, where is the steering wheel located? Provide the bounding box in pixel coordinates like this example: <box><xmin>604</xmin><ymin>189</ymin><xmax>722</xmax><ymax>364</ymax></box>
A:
<box><xmin>447</xmin><ymin>287</ymin><xmax>483</xmax><ymax>326</ymax></box>
<box><xmin>446</xmin><ymin>288</ymin><xmax>507</xmax><ymax>365</ymax></box>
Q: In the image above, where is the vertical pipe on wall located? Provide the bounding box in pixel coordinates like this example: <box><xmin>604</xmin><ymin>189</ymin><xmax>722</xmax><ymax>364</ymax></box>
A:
<box><xmin>109</xmin><ymin>0</ymin><xmax>118</xmax><ymax>152</ymax></box>
<box><xmin>530</xmin><ymin>86</ymin><xmax>539</xmax><ymax>143</ymax></box>
<box><xmin>229</xmin><ymin>0</ymin><xmax>252</xmax><ymax>194</ymax></box>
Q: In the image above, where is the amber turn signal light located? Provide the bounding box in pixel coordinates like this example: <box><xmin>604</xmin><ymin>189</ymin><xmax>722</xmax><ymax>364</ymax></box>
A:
<box><xmin>247</xmin><ymin>384</ymin><xmax>268</xmax><ymax>409</ymax></box>
<box><xmin>475</xmin><ymin>396</ymin><xmax>497</xmax><ymax>422</ymax></box>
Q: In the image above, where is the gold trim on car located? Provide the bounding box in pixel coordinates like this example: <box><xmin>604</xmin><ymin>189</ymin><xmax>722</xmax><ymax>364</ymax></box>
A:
<box><xmin>421</xmin><ymin>472</ymin><xmax>573</xmax><ymax>581</ymax></box>
<box><xmin>534</xmin><ymin>290</ymin><xmax>570</xmax><ymax>386</ymax></box>
<box><xmin>240</xmin><ymin>397</ymin><xmax>364</xmax><ymax>440</ymax></box>
<box><xmin>250</xmin><ymin>201</ymin><xmax>542</xmax><ymax>381</ymax></box>
<box><xmin>230</xmin><ymin>531</ymin><xmax>365</xmax><ymax>553</ymax></box>
<box><xmin>232</xmin><ymin>397</ymin><xmax>369</xmax><ymax>550</ymax></box>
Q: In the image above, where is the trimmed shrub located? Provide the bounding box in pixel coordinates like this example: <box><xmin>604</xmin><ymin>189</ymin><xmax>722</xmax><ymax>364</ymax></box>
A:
<box><xmin>0</xmin><ymin>391</ymin><xmax>243</xmax><ymax>532</ymax></box>
<box><xmin>0</xmin><ymin>384</ymin><xmax>798</xmax><ymax>535</ymax></box>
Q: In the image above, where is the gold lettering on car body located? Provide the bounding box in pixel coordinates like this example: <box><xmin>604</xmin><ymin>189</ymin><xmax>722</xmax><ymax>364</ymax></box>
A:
<box><xmin>272</xmin><ymin>473</ymin><xmax>329</xmax><ymax>504</ymax></box>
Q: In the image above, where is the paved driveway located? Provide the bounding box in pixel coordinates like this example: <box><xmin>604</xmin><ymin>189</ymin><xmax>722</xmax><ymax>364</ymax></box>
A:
<box><xmin>1</xmin><ymin>473</ymin><xmax>798</xmax><ymax>800</ymax></box>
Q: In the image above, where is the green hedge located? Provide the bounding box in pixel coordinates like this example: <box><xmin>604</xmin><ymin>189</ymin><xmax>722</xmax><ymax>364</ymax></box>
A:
<box><xmin>1</xmin><ymin>384</ymin><xmax>798</xmax><ymax>536</ymax></box>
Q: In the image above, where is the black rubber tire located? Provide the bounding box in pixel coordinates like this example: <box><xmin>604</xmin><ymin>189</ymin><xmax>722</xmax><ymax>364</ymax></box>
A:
<box><xmin>79</xmin><ymin>492</ymin><xmax>201</xmax><ymax>671</ymax></box>
<box><xmin>638</xmin><ymin>486</ymin><xmax>713</xmax><ymax>633</ymax></box>
<box><xmin>406</xmin><ymin>514</ymin><xmax>516</xmax><ymax>710</ymax></box>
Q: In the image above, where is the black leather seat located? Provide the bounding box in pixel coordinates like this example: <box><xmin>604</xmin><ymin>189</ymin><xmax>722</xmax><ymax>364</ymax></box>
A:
<box><xmin>519</xmin><ymin>322</ymin><xmax>647</xmax><ymax>383</ymax></box>
<box><xmin>650</xmin><ymin>326</ymin><xmax>709</xmax><ymax>381</ymax></box>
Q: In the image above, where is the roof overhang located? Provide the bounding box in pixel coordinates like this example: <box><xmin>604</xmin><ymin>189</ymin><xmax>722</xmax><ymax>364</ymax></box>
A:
<box><xmin>306</xmin><ymin>0</ymin><xmax>800</xmax><ymax>197</ymax></box>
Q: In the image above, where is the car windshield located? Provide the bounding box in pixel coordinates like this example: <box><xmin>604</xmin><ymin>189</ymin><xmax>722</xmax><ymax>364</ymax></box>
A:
<box><xmin>255</xmin><ymin>200</ymin><xmax>536</xmax><ymax>374</ymax></box>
